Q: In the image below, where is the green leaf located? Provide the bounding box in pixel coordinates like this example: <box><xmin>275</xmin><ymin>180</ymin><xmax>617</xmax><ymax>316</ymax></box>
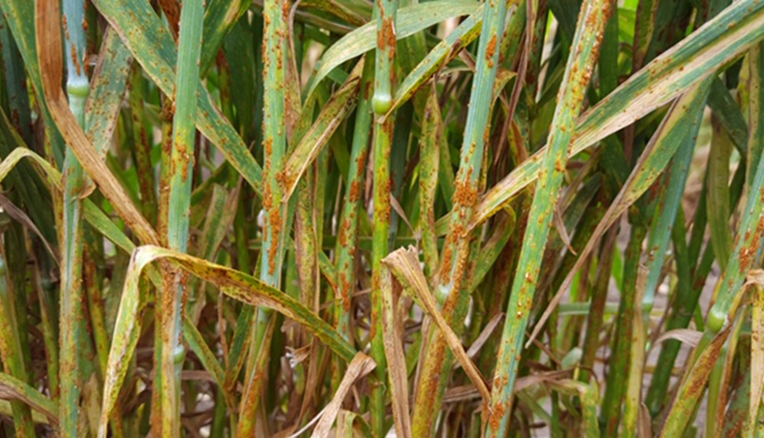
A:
<box><xmin>528</xmin><ymin>78</ymin><xmax>713</xmax><ymax>347</ymax></box>
<box><xmin>91</xmin><ymin>0</ymin><xmax>264</xmax><ymax>195</ymax></box>
<box><xmin>486</xmin><ymin>0</ymin><xmax>611</xmax><ymax>434</ymax></box>
<box><xmin>305</xmin><ymin>0</ymin><xmax>480</xmax><ymax>99</ymax></box>
<box><xmin>85</xmin><ymin>28</ymin><xmax>132</xmax><ymax>157</ymax></box>
<box><xmin>472</xmin><ymin>0</ymin><xmax>764</xmax><ymax>227</ymax></box>
<box><xmin>706</xmin><ymin>116</ymin><xmax>734</xmax><ymax>270</ymax></box>
<box><xmin>283</xmin><ymin>65</ymin><xmax>362</xmax><ymax>200</ymax></box>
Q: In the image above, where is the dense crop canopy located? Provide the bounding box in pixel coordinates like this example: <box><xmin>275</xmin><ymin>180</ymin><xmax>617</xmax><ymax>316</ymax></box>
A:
<box><xmin>0</xmin><ymin>0</ymin><xmax>763</xmax><ymax>435</ymax></box>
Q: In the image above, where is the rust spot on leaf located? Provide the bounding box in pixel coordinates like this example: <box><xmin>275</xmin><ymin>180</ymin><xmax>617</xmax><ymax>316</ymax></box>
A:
<box><xmin>453</xmin><ymin>171</ymin><xmax>478</xmax><ymax>208</ymax></box>
<box><xmin>488</xmin><ymin>400</ymin><xmax>506</xmax><ymax>432</ymax></box>
<box><xmin>267</xmin><ymin>206</ymin><xmax>282</xmax><ymax>275</ymax></box>
<box><xmin>485</xmin><ymin>34</ymin><xmax>497</xmax><ymax>68</ymax></box>
<box><xmin>71</xmin><ymin>43</ymin><xmax>81</xmax><ymax>76</ymax></box>
<box><xmin>349</xmin><ymin>180</ymin><xmax>361</xmax><ymax>202</ymax></box>
<box><xmin>62</xmin><ymin>14</ymin><xmax>69</xmax><ymax>40</ymax></box>
<box><xmin>264</xmin><ymin>138</ymin><xmax>273</xmax><ymax>156</ymax></box>
<box><xmin>385</xmin><ymin>18</ymin><xmax>396</xmax><ymax>60</ymax></box>
<box><xmin>440</xmin><ymin>239</ymin><xmax>454</xmax><ymax>277</ymax></box>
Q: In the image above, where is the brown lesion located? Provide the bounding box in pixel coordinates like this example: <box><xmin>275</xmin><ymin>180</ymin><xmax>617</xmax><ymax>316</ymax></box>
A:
<box><xmin>384</xmin><ymin>17</ymin><xmax>396</xmax><ymax>59</ymax></box>
<box><xmin>376</xmin><ymin>24</ymin><xmax>387</xmax><ymax>51</ymax></box>
<box><xmin>62</xmin><ymin>14</ymin><xmax>70</xmax><ymax>40</ymax></box>
<box><xmin>485</xmin><ymin>33</ymin><xmax>497</xmax><ymax>68</ymax></box>
<box><xmin>487</xmin><ymin>398</ymin><xmax>507</xmax><ymax>433</ymax></box>
<box><xmin>267</xmin><ymin>206</ymin><xmax>282</xmax><ymax>275</ymax></box>
<box><xmin>453</xmin><ymin>170</ymin><xmax>478</xmax><ymax>209</ymax></box>
<box><xmin>349</xmin><ymin>180</ymin><xmax>362</xmax><ymax>203</ymax></box>
<box><xmin>157</xmin><ymin>0</ymin><xmax>181</xmax><ymax>39</ymax></box>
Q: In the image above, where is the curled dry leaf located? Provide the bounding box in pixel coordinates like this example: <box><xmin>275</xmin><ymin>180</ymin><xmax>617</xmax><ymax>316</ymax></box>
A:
<box><xmin>35</xmin><ymin>0</ymin><xmax>159</xmax><ymax>246</ymax></box>
<box><xmin>310</xmin><ymin>353</ymin><xmax>376</xmax><ymax>438</ymax></box>
<box><xmin>652</xmin><ymin>329</ymin><xmax>704</xmax><ymax>348</ymax></box>
<box><xmin>0</xmin><ymin>373</ymin><xmax>59</xmax><ymax>427</ymax></box>
<box><xmin>382</xmin><ymin>246</ymin><xmax>490</xmax><ymax>403</ymax></box>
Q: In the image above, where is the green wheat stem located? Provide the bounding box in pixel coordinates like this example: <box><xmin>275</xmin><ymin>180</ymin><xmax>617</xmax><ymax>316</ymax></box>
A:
<box><xmin>60</xmin><ymin>0</ymin><xmax>90</xmax><ymax>433</ymax></box>
<box><xmin>484</xmin><ymin>0</ymin><xmax>611</xmax><ymax>434</ymax></box>
<box><xmin>0</xmin><ymin>245</ymin><xmax>34</xmax><ymax>437</ymax></box>
<box><xmin>128</xmin><ymin>63</ymin><xmax>157</xmax><ymax>225</ymax></box>
<box><xmin>336</xmin><ymin>58</ymin><xmax>374</xmax><ymax>341</ymax></box>
<box><xmin>601</xmin><ymin>225</ymin><xmax>646</xmax><ymax>436</ymax></box>
<box><xmin>369</xmin><ymin>0</ymin><xmax>399</xmax><ymax>432</ymax></box>
<box><xmin>159</xmin><ymin>0</ymin><xmax>204</xmax><ymax>435</ymax></box>
<box><xmin>238</xmin><ymin>0</ymin><xmax>289</xmax><ymax>433</ymax></box>
<box><xmin>410</xmin><ymin>0</ymin><xmax>512</xmax><ymax>434</ymax></box>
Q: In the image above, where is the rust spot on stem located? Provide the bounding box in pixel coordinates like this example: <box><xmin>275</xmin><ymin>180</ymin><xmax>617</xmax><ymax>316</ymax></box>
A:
<box><xmin>485</xmin><ymin>33</ymin><xmax>497</xmax><ymax>68</ymax></box>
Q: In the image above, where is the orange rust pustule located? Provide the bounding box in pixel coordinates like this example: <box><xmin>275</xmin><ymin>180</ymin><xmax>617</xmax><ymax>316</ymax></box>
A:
<box><xmin>450</xmin><ymin>240</ymin><xmax>472</xmax><ymax>289</ymax></box>
<box><xmin>441</xmin><ymin>254</ymin><xmax>467</xmax><ymax>311</ymax></box>
<box><xmin>176</xmin><ymin>138</ymin><xmax>192</xmax><ymax>182</ymax></box>
<box><xmin>356</xmin><ymin>149</ymin><xmax>368</xmax><ymax>175</ymax></box>
<box><xmin>62</xmin><ymin>14</ymin><xmax>70</xmax><ymax>40</ymax></box>
<box><xmin>140</xmin><ymin>125</ymin><xmax>149</xmax><ymax>156</ymax></box>
<box><xmin>742</xmin><ymin>210</ymin><xmax>764</xmax><ymax>273</ymax></box>
<box><xmin>453</xmin><ymin>176</ymin><xmax>478</xmax><ymax>208</ymax></box>
<box><xmin>376</xmin><ymin>177</ymin><xmax>393</xmax><ymax>223</ymax></box>
<box><xmin>338</xmin><ymin>218</ymin><xmax>351</xmax><ymax>247</ymax></box>
<box><xmin>264</xmin><ymin>137</ymin><xmax>273</xmax><ymax>156</ymax></box>
<box><xmin>161</xmin><ymin>97</ymin><xmax>176</xmax><ymax>119</ymax></box>
<box><xmin>384</xmin><ymin>18</ymin><xmax>396</xmax><ymax>60</ymax></box>
<box><xmin>485</xmin><ymin>33</ymin><xmax>497</xmax><ymax>68</ymax></box>
<box><xmin>275</xmin><ymin>169</ymin><xmax>292</xmax><ymax>193</ymax></box>
<box><xmin>181</xmin><ymin>153</ymin><xmax>192</xmax><ymax>183</ymax></box>
<box><xmin>179</xmin><ymin>270</ymin><xmax>190</xmax><ymax>303</ymax></box>
<box><xmin>70</xmin><ymin>44</ymin><xmax>82</xmax><ymax>76</ymax></box>
<box><xmin>377</xmin><ymin>26</ymin><xmax>387</xmax><ymax>52</ymax></box>
<box><xmin>267</xmin><ymin>206</ymin><xmax>282</xmax><ymax>276</ymax></box>
<box><xmin>440</xmin><ymin>238</ymin><xmax>454</xmax><ymax>278</ymax></box>
<box><xmin>161</xmin><ymin>133</ymin><xmax>173</xmax><ymax>161</ymax></box>
<box><xmin>341</xmin><ymin>280</ymin><xmax>352</xmax><ymax>312</ymax></box>
<box><xmin>411</xmin><ymin>363</ymin><xmax>443</xmax><ymax>436</ymax></box>
<box><xmin>263</xmin><ymin>11</ymin><xmax>272</xmax><ymax>28</ymax></box>
<box><xmin>376</xmin><ymin>0</ymin><xmax>386</xmax><ymax>18</ymax></box>
<box><xmin>488</xmin><ymin>399</ymin><xmax>507</xmax><ymax>432</ymax></box>
<box><xmin>159</xmin><ymin>262</ymin><xmax>182</xmax><ymax>329</ymax></box>
<box><xmin>554</xmin><ymin>158</ymin><xmax>566</xmax><ymax>173</ymax></box>
<box><xmin>339</xmin><ymin>272</ymin><xmax>351</xmax><ymax>295</ymax></box>
<box><xmin>282</xmin><ymin>0</ymin><xmax>291</xmax><ymax>21</ymax></box>
<box><xmin>349</xmin><ymin>180</ymin><xmax>362</xmax><ymax>203</ymax></box>
<box><xmin>261</xmin><ymin>185</ymin><xmax>274</xmax><ymax>213</ymax></box>
<box><xmin>157</xmin><ymin>0</ymin><xmax>181</xmax><ymax>38</ymax></box>
<box><xmin>483</xmin><ymin>124</ymin><xmax>493</xmax><ymax>148</ymax></box>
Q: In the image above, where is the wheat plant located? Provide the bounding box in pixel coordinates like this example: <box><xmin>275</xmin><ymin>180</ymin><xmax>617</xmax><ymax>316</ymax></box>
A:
<box><xmin>0</xmin><ymin>0</ymin><xmax>763</xmax><ymax>436</ymax></box>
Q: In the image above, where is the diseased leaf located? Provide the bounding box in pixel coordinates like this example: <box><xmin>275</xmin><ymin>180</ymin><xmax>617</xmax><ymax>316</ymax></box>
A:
<box><xmin>305</xmin><ymin>0</ymin><xmax>480</xmax><ymax>99</ymax></box>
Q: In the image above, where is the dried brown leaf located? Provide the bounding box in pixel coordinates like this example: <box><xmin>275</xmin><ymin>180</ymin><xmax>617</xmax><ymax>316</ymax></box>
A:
<box><xmin>35</xmin><ymin>0</ymin><xmax>159</xmax><ymax>247</ymax></box>
<box><xmin>310</xmin><ymin>353</ymin><xmax>375</xmax><ymax>438</ymax></box>
<box><xmin>383</xmin><ymin>246</ymin><xmax>491</xmax><ymax>403</ymax></box>
<box><xmin>653</xmin><ymin>329</ymin><xmax>704</xmax><ymax>348</ymax></box>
